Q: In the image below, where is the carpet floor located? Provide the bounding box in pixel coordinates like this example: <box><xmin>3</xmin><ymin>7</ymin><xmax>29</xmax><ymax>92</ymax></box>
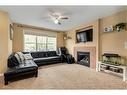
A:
<box><xmin>0</xmin><ymin>63</ymin><xmax>127</xmax><ymax>89</ymax></box>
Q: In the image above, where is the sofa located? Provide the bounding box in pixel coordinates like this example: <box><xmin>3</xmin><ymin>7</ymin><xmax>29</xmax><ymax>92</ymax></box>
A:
<box><xmin>4</xmin><ymin>51</ymin><xmax>62</xmax><ymax>85</ymax></box>
<box><xmin>4</xmin><ymin>54</ymin><xmax>38</xmax><ymax>85</ymax></box>
<box><xmin>30</xmin><ymin>51</ymin><xmax>62</xmax><ymax>66</ymax></box>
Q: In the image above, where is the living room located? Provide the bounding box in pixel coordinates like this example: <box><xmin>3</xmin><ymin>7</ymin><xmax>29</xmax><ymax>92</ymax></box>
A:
<box><xmin>0</xmin><ymin>5</ymin><xmax>127</xmax><ymax>90</ymax></box>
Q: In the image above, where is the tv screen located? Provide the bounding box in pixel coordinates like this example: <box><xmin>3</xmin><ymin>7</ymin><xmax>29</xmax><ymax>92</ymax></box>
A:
<box><xmin>76</xmin><ymin>29</ymin><xmax>93</xmax><ymax>43</ymax></box>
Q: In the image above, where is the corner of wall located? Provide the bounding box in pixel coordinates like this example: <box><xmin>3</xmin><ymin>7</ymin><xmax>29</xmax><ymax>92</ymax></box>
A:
<box><xmin>0</xmin><ymin>11</ymin><xmax>12</xmax><ymax>74</ymax></box>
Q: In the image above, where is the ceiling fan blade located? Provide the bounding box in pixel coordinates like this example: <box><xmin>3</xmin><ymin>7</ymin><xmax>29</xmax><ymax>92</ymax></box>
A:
<box><xmin>60</xmin><ymin>17</ymin><xmax>69</xmax><ymax>19</ymax></box>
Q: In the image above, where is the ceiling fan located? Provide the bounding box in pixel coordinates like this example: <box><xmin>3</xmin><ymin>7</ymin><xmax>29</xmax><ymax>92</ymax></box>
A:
<box><xmin>49</xmin><ymin>12</ymin><xmax>69</xmax><ymax>25</ymax></box>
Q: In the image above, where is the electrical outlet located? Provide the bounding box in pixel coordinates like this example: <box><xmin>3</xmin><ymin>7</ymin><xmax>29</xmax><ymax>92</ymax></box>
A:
<box><xmin>124</xmin><ymin>42</ymin><xmax>127</xmax><ymax>49</ymax></box>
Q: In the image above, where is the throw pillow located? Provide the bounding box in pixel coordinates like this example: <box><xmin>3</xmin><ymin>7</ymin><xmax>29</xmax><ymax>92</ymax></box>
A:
<box><xmin>24</xmin><ymin>53</ymin><xmax>33</xmax><ymax>60</ymax></box>
<box><xmin>14</xmin><ymin>52</ymin><xmax>25</xmax><ymax>64</ymax></box>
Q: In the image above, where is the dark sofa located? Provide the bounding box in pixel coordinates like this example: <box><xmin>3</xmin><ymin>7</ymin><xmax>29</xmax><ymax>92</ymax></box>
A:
<box><xmin>30</xmin><ymin>51</ymin><xmax>62</xmax><ymax>66</ymax></box>
<box><xmin>4</xmin><ymin>54</ymin><xmax>38</xmax><ymax>85</ymax></box>
<box><xmin>4</xmin><ymin>51</ymin><xmax>62</xmax><ymax>85</ymax></box>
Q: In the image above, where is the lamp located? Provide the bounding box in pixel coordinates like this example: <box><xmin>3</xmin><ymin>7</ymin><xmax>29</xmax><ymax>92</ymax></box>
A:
<box><xmin>63</xmin><ymin>34</ymin><xmax>72</xmax><ymax>40</ymax></box>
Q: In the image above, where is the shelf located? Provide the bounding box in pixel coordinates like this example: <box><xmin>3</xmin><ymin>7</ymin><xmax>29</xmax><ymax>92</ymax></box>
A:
<box><xmin>100</xmin><ymin>30</ymin><xmax>125</xmax><ymax>35</ymax></box>
<box><xmin>97</xmin><ymin>61</ymin><xmax>127</xmax><ymax>81</ymax></box>
<box><xmin>100</xmin><ymin>68</ymin><xmax>123</xmax><ymax>77</ymax></box>
<box><xmin>102</xmin><ymin>53</ymin><xmax>121</xmax><ymax>57</ymax></box>
<box><xmin>99</xmin><ymin>62</ymin><xmax>126</xmax><ymax>69</ymax></box>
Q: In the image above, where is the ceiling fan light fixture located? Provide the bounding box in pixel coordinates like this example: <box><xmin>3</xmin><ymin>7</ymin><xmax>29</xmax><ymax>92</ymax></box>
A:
<box><xmin>54</xmin><ymin>19</ymin><xmax>61</xmax><ymax>25</ymax></box>
<box><xmin>54</xmin><ymin>19</ymin><xmax>59</xmax><ymax>24</ymax></box>
<box><xmin>47</xmin><ymin>11</ymin><xmax>69</xmax><ymax>25</ymax></box>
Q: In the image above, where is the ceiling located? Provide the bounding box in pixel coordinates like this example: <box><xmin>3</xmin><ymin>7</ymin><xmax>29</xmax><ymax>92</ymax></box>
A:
<box><xmin>0</xmin><ymin>6</ymin><xmax>126</xmax><ymax>31</ymax></box>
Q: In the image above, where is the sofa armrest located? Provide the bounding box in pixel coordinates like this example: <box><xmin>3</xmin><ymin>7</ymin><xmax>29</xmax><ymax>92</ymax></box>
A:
<box><xmin>8</xmin><ymin>53</ymin><xmax>20</xmax><ymax>68</ymax></box>
<box><xmin>56</xmin><ymin>54</ymin><xmax>63</xmax><ymax>62</ymax></box>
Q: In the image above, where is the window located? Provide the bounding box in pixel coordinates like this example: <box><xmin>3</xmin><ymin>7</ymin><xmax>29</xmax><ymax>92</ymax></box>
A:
<box><xmin>47</xmin><ymin>37</ymin><xmax>56</xmax><ymax>51</ymax></box>
<box><xmin>24</xmin><ymin>35</ymin><xmax>36</xmax><ymax>52</ymax></box>
<box><xmin>24</xmin><ymin>34</ymin><xmax>56</xmax><ymax>52</ymax></box>
<box><xmin>37</xmin><ymin>36</ymin><xmax>47</xmax><ymax>51</ymax></box>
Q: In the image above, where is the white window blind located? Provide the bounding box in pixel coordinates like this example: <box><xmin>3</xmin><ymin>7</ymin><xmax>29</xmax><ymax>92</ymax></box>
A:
<box><xmin>24</xmin><ymin>33</ymin><xmax>56</xmax><ymax>52</ymax></box>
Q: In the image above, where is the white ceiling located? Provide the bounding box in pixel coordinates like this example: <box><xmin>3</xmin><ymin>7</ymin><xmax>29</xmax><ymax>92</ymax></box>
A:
<box><xmin>0</xmin><ymin>6</ymin><xmax>126</xmax><ymax>31</ymax></box>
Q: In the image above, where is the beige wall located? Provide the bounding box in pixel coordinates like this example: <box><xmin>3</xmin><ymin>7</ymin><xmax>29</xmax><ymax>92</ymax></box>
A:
<box><xmin>0</xmin><ymin>11</ymin><xmax>12</xmax><ymax>74</ymax></box>
<box><xmin>57</xmin><ymin>32</ymin><xmax>65</xmax><ymax>48</ymax></box>
<box><xmin>65</xmin><ymin>20</ymin><xmax>99</xmax><ymax>60</ymax></box>
<box><xmin>13</xmin><ymin>24</ymin><xmax>65</xmax><ymax>52</ymax></box>
<box><xmin>100</xmin><ymin>10</ymin><xmax>127</xmax><ymax>61</ymax></box>
<box><xmin>13</xmin><ymin>24</ymin><xmax>24</xmax><ymax>52</ymax></box>
<box><xmin>65</xmin><ymin>10</ymin><xmax>127</xmax><ymax>64</ymax></box>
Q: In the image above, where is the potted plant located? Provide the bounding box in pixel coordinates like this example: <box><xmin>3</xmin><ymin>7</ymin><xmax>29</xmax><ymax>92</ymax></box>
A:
<box><xmin>113</xmin><ymin>22</ymin><xmax>126</xmax><ymax>32</ymax></box>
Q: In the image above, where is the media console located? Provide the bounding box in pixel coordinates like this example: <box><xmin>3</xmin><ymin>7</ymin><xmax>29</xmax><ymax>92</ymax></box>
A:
<box><xmin>97</xmin><ymin>61</ymin><xmax>127</xmax><ymax>81</ymax></box>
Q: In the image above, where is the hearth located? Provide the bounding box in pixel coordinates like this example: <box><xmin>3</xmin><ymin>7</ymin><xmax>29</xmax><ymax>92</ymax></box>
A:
<box><xmin>77</xmin><ymin>51</ymin><xmax>90</xmax><ymax>67</ymax></box>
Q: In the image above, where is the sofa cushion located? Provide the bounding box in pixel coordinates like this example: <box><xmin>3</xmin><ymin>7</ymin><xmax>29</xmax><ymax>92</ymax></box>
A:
<box><xmin>24</xmin><ymin>53</ymin><xmax>33</xmax><ymax>60</ymax></box>
<box><xmin>33</xmin><ymin>56</ymin><xmax>61</xmax><ymax>63</ymax></box>
<box><xmin>16</xmin><ymin>60</ymin><xmax>38</xmax><ymax>69</ymax></box>
<box><xmin>31</xmin><ymin>51</ymin><xmax>47</xmax><ymax>58</ymax></box>
<box><xmin>34</xmin><ymin>56</ymin><xmax>60</xmax><ymax>60</ymax></box>
<box><xmin>47</xmin><ymin>51</ymin><xmax>57</xmax><ymax>57</ymax></box>
<box><xmin>5</xmin><ymin>60</ymin><xmax>38</xmax><ymax>76</ymax></box>
<box><xmin>30</xmin><ymin>51</ymin><xmax>58</xmax><ymax>58</ymax></box>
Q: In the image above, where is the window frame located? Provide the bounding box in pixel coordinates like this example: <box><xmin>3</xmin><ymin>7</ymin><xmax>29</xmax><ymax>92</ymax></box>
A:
<box><xmin>24</xmin><ymin>34</ymin><xmax>57</xmax><ymax>52</ymax></box>
<box><xmin>47</xmin><ymin>36</ymin><xmax>57</xmax><ymax>51</ymax></box>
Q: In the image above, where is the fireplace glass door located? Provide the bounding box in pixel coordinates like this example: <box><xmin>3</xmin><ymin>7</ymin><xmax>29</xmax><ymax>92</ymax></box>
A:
<box><xmin>77</xmin><ymin>52</ymin><xmax>90</xmax><ymax>67</ymax></box>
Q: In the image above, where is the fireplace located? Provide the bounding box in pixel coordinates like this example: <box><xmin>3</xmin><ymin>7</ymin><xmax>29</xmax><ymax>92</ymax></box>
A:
<box><xmin>74</xmin><ymin>47</ymin><xmax>96</xmax><ymax>69</ymax></box>
<box><xmin>77</xmin><ymin>51</ymin><xmax>90</xmax><ymax>67</ymax></box>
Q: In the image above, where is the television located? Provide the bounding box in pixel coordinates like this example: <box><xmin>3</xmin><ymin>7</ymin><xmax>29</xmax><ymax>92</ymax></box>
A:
<box><xmin>76</xmin><ymin>29</ymin><xmax>93</xmax><ymax>43</ymax></box>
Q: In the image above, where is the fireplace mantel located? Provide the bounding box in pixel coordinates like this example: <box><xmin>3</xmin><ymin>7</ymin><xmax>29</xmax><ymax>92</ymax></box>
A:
<box><xmin>74</xmin><ymin>46</ymin><xmax>96</xmax><ymax>69</ymax></box>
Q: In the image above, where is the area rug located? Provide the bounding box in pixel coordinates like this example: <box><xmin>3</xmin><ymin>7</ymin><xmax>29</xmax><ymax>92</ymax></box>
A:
<box><xmin>0</xmin><ymin>63</ymin><xmax>127</xmax><ymax>89</ymax></box>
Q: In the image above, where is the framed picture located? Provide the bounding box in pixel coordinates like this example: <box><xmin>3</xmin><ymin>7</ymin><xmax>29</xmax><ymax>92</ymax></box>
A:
<box><xmin>10</xmin><ymin>24</ymin><xmax>14</xmax><ymax>40</ymax></box>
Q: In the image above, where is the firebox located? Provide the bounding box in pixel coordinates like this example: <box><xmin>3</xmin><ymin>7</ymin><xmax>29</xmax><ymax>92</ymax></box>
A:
<box><xmin>77</xmin><ymin>51</ymin><xmax>90</xmax><ymax>67</ymax></box>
